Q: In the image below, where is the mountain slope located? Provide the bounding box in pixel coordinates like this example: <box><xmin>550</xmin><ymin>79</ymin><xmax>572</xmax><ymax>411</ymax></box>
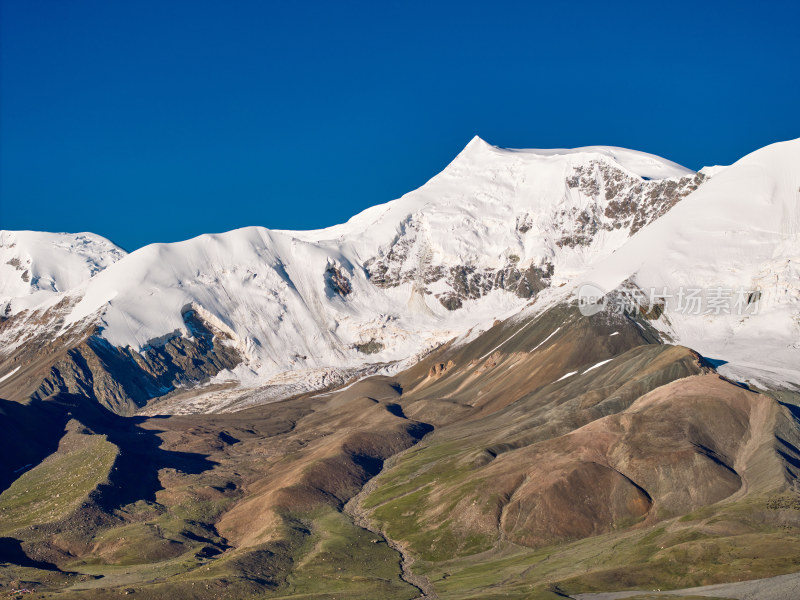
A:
<box><xmin>2</xmin><ymin>291</ymin><xmax>799</xmax><ymax>599</ymax></box>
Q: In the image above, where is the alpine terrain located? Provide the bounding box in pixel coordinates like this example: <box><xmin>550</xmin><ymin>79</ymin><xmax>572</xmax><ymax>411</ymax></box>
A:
<box><xmin>1</xmin><ymin>137</ymin><xmax>799</xmax><ymax>599</ymax></box>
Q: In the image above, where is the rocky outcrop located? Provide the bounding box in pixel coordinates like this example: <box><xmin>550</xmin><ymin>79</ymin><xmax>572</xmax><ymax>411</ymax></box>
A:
<box><xmin>435</xmin><ymin>262</ymin><xmax>553</xmax><ymax>310</ymax></box>
<box><xmin>325</xmin><ymin>263</ymin><xmax>352</xmax><ymax>297</ymax></box>
<box><xmin>5</xmin><ymin>257</ymin><xmax>30</xmax><ymax>284</ymax></box>
<box><xmin>557</xmin><ymin>161</ymin><xmax>706</xmax><ymax>247</ymax></box>
<box><xmin>366</xmin><ymin>226</ymin><xmax>555</xmax><ymax>311</ymax></box>
<box><xmin>354</xmin><ymin>338</ymin><xmax>385</xmax><ymax>354</ymax></box>
<box><xmin>25</xmin><ymin>308</ymin><xmax>241</xmax><ymax>415</ymax></box>
<box><xmin>428</xmin><ymin>360</ymin><xmax>455</xmax><ymax>378</ymax></box>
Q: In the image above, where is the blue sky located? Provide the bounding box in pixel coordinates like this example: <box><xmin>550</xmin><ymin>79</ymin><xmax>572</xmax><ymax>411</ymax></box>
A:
<box><xmin>2</xmin><ymin>0</ymin><xmax>798</xmax><ymax>250</ymax></box>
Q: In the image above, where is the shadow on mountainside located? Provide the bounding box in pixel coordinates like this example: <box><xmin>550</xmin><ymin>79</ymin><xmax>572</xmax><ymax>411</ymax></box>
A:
<box><xmin>0</xmin><ymin>537</ymin><xmax>60</xmax><ymax>571</ymax></box>
<box><xmin>0</xmin><ymin>393</ymin><xmax>217</xmax><ymax>512</ymax></box>
<box><xmin>0</xmin><ymin>396</ymin><xmax>71</xmax><ymax>495</ymax></box>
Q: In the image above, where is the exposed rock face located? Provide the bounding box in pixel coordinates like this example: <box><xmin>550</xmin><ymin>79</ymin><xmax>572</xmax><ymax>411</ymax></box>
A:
<box><xmin>33</xmin><ymin>334</ymin><xmax>240</xmax><ymax>416</ymax></box>
<box><xmin>556</xmin><ymin>161</ymin><xmax>704</xmax><ymax>246</ymax></box>
<box><xmin>365</xmin><ymin>161</ymin><xmax>705</xmax><ymax>310</ymax></box>
<box><xmin>442</xmin><ymin>262</ymin><xmax>553</xmax><ymax>309</ymax></box>
<box><xmin>354</xmin><ymin>339</ymin><xmax>385</xmax><ymax>354</ymax></box>
<box><xmin>5</xmin><ymin>258</ymin><xmax>30</xmax><ymax>284</ymax></box>
<box><xmin>365</xmin><ymin>220</ymin><xmax>556</xmax><ymax>311</ymax></box>
<box><xmin>1</xmin><ymin>304</ymin><xmax>241</xmax><ymax>416</ymax></box>
<box><xmin>325</xmin><ymin>263</ymin><xmax>352</xmax><ymax>297</ymax></box>
<box><xmin>428</xmin><ymin>360</ymin><xmax>455</xmax><ymax>378</ymax></box>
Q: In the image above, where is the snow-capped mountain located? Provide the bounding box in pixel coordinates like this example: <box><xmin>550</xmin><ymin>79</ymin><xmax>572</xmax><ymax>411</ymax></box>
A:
<box><xmin>65</xmin><ymin>138</ymin><xmax>701</xmax><ymax>360</ymax></box>
<box><xmin>0</xmin><ymin>138</ymin><xmax>708</xmax><ymax>406</ymax></box>
<box><xmin>0</xmin><ymin>231</ymin><xmax>126</xmax><ymax>316</ymax></box>
<box><xmin>2</xmin><ymin>136</ymin><xmax>797</xmax><ymax>412</ymax></box>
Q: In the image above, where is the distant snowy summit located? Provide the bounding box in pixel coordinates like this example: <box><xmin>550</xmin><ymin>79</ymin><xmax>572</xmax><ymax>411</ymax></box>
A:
<box><xmin>0</xmin><ymin>230</ymin><xmax>126</xmax><ymax>315</ymax></box>
<box><xmin>0</xmin><ymin>137</ymin><xmax>797</xmax><ymax>413</ymax></box>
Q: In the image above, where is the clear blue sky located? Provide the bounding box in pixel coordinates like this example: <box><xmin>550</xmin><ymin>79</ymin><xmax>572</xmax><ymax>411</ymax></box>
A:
<box><xmin>2</xmin><ymin>0</ymin><xmax>798</xmax><ymax>251</ymax></box>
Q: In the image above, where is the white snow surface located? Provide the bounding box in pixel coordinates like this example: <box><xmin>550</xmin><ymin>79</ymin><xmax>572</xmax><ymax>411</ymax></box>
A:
<box><xmin>0</xmin><ymin>231</ymin><xmax>126</xmax><ymax>314</ymax></box>
<box><xmin>505</xmin><ymin>144</ymin><xmax>694</xmax><ymax>180</ymax></box>
<box><xmin>575</xmin><ymin>138</ymin><xmax>800</xmax><ymax>389</ymax></box>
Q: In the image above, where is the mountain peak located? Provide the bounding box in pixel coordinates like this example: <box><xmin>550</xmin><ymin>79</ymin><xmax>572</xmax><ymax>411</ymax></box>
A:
<box><xmin>457</xmin><ymin>134</ymin><xmax>496</xmax><ymax>156</ymax></box>
<box><xmin>453</xmin><ymin>137</ymin><xmax>693</xmax><ymax>180</ymax></box>
<box><xmin>0</xmin><ymin>230</ymin><xmax>126</xmax><ymax>313</ymax></box>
